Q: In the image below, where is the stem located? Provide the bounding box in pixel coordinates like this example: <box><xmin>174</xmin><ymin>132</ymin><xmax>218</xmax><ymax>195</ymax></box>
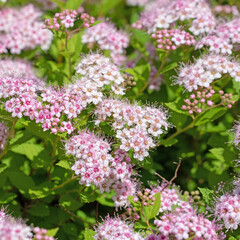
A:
<box><xmin>156</xmin><ymin>120</ymin><xmax>195</xmax><ymax>147</ymax></box>
<box><xmin>135</xmin><ymin>51</ymin><xmax>169</xmax><ymax>99</ymax></box>
<box><xmin>49</xmin><ymin>175</ymin><xmax>78</xmax><ymax>191</ymax></box>
<box><xmin>64</xmin><ymin>30</ymin><xmax>72</xmax><ymax>81</ymax></box>
<box><xmin>47</xmin><ymin>136</ymin><xmax>60</xmax><ymax>180</ymax></box>
<box><xmin>140</xmin><ymin>209</ymin><xmax>153</xmax><ymax>234</ymax></box>
<box><xmin>60</xmin><ymin>206</ymin><xmax>93</xmax><ymax>225</ymax></box>
<box><xmin>0</xmin><ymin>118</ymin><xmax>18</xmax><ymax>160</ymax></box>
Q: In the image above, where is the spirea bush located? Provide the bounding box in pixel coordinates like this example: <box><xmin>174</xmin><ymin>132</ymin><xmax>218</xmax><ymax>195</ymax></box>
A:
<box><xmin>0</xmin><ymin>0</ymin><xmax>240</xmax><ymax>239</ymax></box>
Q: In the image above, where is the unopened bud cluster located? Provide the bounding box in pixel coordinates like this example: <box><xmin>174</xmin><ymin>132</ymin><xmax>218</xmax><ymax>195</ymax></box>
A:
<box><xmin>152</xmin><ymin>29</ymin><xmax>195</xmax><ymax>50</ymax></box>
<box><xmin>181</xmin><ymin>86</ymin><xmax>235</xmax><ymax>115</ymax></box>
<box><xmin>43</xmin><ymin>10</ymin><xmax>94</xmax><ymax>30</ymax></box>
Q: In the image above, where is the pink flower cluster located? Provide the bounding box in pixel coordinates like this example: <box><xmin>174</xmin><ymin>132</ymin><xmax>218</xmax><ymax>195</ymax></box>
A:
<box><xmin>95</xmin><ymin>99</ymin><xmax>169</xmax><ymax>161</ymax></box>
<box><xmin>151</xmin><ymin>184</ymin><xmax>193</xmax><ymax>214</ymax></box>
<box><xmin>0</xmin><ymin>4</ymin><xmax>52</xmax><ymax>54</ymax></box>
<box><xmin>65</xmin><ymin>132</ymin><xmax>137</xmax><ymax>207</ymax></box>
<box><xmin>152</xmin><ymin>29</ymin><xmax>195</xmax><ymax>50</ymax></box>
<box><xmin>0</xmin><ymin>54</ymin><xmax>126</xmax><ymax>135</ymax></box>
<box><xmin>177</xmin><ymin>54</ymin><xmax>240</xmax><ymax>91</ymax></box>
<box><xmin>0</xmin><ymin>58</ymin><xmax>35</xmax><ymax>77</ymax></box>
<box><xmin>33</xmin><ymin>227</ymin><xmax>54</xmax><ymax>240</ymax></box>
<box><xmin>0</xmin><ymin>122</ymin><xmax>8</xmax><ymax>150</ymax></box>
<box><xmin>0</xmin><ymin>207</ymin><xmax>33</xmax><ymax>240</ymax></box>
<box><xmin>74</xmin><ymin>54</ymin><xmax>125</xmax><ymax>98</ymax></box>
<box><xmin>154</xmin><ymin>213</ymin><xmax>219</xmax><ymax>240</ymax></box>
<box><xmin>149</xmin><ymin>184</ymin><xmax>220</xmax><ymax>239</ymax></box>
<box><xmin>214</xmin><ymin>192</ymin><xmax>240</xmax><ymax>230</ymax></box>
<box><xmin>82</xmin><ymin>22</ymin><xmax>129</xmax><ymax>65</ymax></box>
<box><xmin>94</xmin><ymin>215</ymin><xmax>143</xmax><ymax>240</ymax></box>
<box><xmin>181</xmin><ymin>86</ymin><xmax>235</xmax><ymax>115</ymax></box>
<box><xmin>216</xmin><ymin>17</ymin><xmax>240</xmax><ymax>46</ymax></box>
<box><xmin>195</xmin><ymin>35</ymin><xmax>233</xmax><ymax>55</ymax></box>
<box><xmin>43</xmin><ymin>10</ymin><xmax>94</xmax><ymax>30</ymax></box>
<box><xmin>133</xmin><ymin>0</ymin><xmax>216</xmax><ymax>36</ymax></box>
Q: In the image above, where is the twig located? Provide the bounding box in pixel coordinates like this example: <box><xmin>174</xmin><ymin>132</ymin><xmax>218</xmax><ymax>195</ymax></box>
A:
<box><xmin>60</xmin><ymin>206</ymin><xmax>93</xmax><ymax>225</ymax></box>
<box><xmin>155</xmin><ymin>158</ymin><xmax>182</xmax><ymax>191</ymax></box>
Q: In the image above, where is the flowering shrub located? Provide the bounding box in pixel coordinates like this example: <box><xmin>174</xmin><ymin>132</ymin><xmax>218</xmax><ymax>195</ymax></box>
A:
<box><xmin>0</xmin><ymin>0</ymin><xmax>240</xmax><ymax>239</ymax></box>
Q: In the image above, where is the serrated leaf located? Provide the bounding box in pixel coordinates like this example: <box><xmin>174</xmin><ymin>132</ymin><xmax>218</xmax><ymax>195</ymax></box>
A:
<box><xmin>0</xmin><ymin>163</ymin><xmax>7</xmax><ymax>173</ymax></box>
<box><xmin>209</xmin><ymin>148</ymin><xmax>225</xmax><ymax>162</ymax></box>
<box><xmin>8</xmin><ymin>171</ymin><xmax>35</xmax><ymax>192</ymax></box>
<box><xmin>11</xmin><ymin>142</ymin><xmax>44</xmax><ymax>161</ymax></box>
<box><xmin>143</xmin><ymin>192</ymin><xmax>161</xmax><ymax>220</ymax></box>
<box><xmin>56</xmin><ymin>160</ymin><xmax>71</xmax><ymax>169</ymax></box>
<box><xmin>198</xmin><ymin>187</ymin><xmax>214</xmax><ymax>205</ymax></box>
<box><xmin>160</xmin><ymin>62</ymin><xmax>178</xmax><ymax>74</ymax></box>
<box><xmin>46</xmin><ymin>228</ymin><xmax>59</xmax><ymax>237</ymax></box>
<box><xmin>194</xmin><ymin>107</ymin><xmax>227</xmax><ymax>126</ymax></box>
<box><xmin>27</xmin><ymin>203</ymin><xmax>50</xmax><ymax>217</ymax></box>
<box><xmin>0</xmin><ymin>191</ymin><xmax>17</xmax><ymax>204</ymax></box>
<box><xmin>84</xmin><ymin>228</ymin><xmax>95</xmax><ymax>240</ymax></box>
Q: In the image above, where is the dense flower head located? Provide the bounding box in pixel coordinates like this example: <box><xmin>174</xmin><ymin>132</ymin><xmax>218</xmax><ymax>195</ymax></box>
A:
<box><xmin>195</xmin><ymin>35</ymin><xmax>233</xmax><ymax>55</ymax></box>
<box><xmin>151</xmin><ymin>184</ymin><xmax>193</xmax><ymax>214</ymax></box>
<box><xmin>132</xmin><ymin>0</ymin><xmax>216</xmax><ymax>35</ymax></box>
<box><xmin>94</xmin><ymin>215</ymin><xmax>143</xmax><ymax>240</ymax></box>
<box><xmin>216</xmin><ymin>17</ymin><xmax>240</xmax><ymax>45</ymax></box>
<box><xmin>65</xmin><ymin>132</ymin><xmax>136</xmax><ymax>207</ymax></box>
<box><xmin>0</xmin><ymin>58</ymin><xmax>35</xmax><ymax>78</ymax></box>
<box><xmin>0</xmin><ymin>4</ymin><xmax>52</xmax><ymax>54</ymax></box>
<box><xmin>82</xmin><ymin>22</ymin><xmax>129</xmax><ymax>65</ymax></box>
<box><xmin>0</xmin><ymin>122</ymin><xmax>8</xmax><ymax>150</ymax></box>
<box><xmin>0</xmin><ymin>54</ymin><xmax>126</xmax><ymax>135</ymax></box>
<box><xmin>95</xmin><ymin>99</ymin><xmax>169</xmax><ymax>161</ymax></box>
<box><xmin>214</xmin><ymin>193</ymin><xmax>240</xmax><ymax>230</ymax></box>
<box><xmin>154</xmin><ymin>212</ymin><xmax>219</xmax><ymax>240</ymax></box>
<box><xmin>74</xmin><ymin>53</ymin><xmax>125</xmax><ymax>96</ymax></box>
<box><xmin>0</xmin><ymin>207</ymin><xmax>33</xmax><ymax>240</ymax></box>
<box><xmin>152</xmin><ymin>29</ymin><xmax>195</xmax><ymax>51</ymax></box>
<box><xmin>43</xmin><ymin>10</ymin><xmax>94</xmax><ymax>30</ymax></box>
<box><xmin>177</xmin><ymin>54</ymin><xmax>240</xmax><ymax>91</ymax></box>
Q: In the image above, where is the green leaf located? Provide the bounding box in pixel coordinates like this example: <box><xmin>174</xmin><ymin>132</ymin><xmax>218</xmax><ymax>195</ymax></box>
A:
<box><xmin>84</xmin><ymin>228</ymin><xmax>95</xmax><ymax>240</ymax></box>
<box><xmin>160</xmin><ymin>138</ymin><xmax>178</xmax><ymax>147</ymax></box>
<box><xmin>27</xmin><ymin>203</ymin><xmax>50</xmax><ymax>217</ymax></box>
<box><xmin>143</xmin><ymin>192</ymin><xmax>161</xmax><ymax>220</ymax></box>
<box><xmin>97</xmin><ymin>192</ymin><xmax>114</xmax><ymax>207</ymax></box>
<box><xmin>11</xmin><ymin>142</ymin><xmax>44</xmax><ymax>161</ymax></box>
<box><xmin>165</xmin><ymin>98</ymin><xmax>192</xmax><ymax>116</ymax></box>
<box><xmin>56</xmin><ymin>160</ymin><xmax>71</xmax><ymax>170</ymax></box>
<box><xmin>66</xmin><ymin>0</ymin><xmax>84</xmax><ymax>9</ymax></box>
<box><xmin>209</xmin><ymin>148</ymin><xmax>225</xmax><ymax>162</ymax></box>
<box><xmin>99</xmin><ymin>0</ymin><xmax>122</xmax><ymax>15</ymax></box>
<box><xmin>194</xmin><ymin>107</ymin><xmax>227</xmax><ymax>126</ymax></box>
<box><xmin>128</xmin><ymin>196</ymin><xmax>142</xmax><ymax>211</ymax></box>
<box><xmin>59</xmin><ymin>193</ymin><xmax>82</xmax><ymax>211</ymax></box>
<box><xmin>0</xmin><ymin>191</ymin><xmax>17</xmax><ymax>204</ymax></box>
<box><xmin>198</xmin><ymin>187</ymin><xmax>214</xmax><ymax>205</ymax></box>
<box><xmin>0</xmin><ymin>163</ymin><xmax>7</xmax><ymax>174</ymax></box>
<box><xmin>46</xmin><ymin>228</ymin><xmax>59</xmax><ymax>237</ymax></box>
<box><xmin>8</xmin><ymin>171</ymin><xmax>35</xmax><ymax>192</ymax></box>
<box><xmin>160</xmin><ymin>62</ymin><xmax>178</xmax><ymax>74</ymax></box>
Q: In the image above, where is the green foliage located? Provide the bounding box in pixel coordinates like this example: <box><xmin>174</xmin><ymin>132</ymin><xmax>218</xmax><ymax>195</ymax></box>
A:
<box><xmin>143</xmin><ymin>192</ymin><xmax>161</xmax><ymax>220</ymax></box>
